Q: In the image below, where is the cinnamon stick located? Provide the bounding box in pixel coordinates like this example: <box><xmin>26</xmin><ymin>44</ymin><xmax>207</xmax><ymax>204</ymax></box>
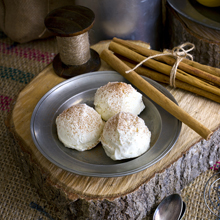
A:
<box><xmin>120</xmin><ymin>57</ymin><xmax>220</xmax><ymax>104</ymax></box>
<box><xmin>100</xmin><ymin>49</ymin><xmax>212</xmax><ymax>140</ymax></box>
<box><xmin>182</xmin><ymin>59</ymin><xmax>220</xmax><ymax>78</ymax></box>
<box><xmin>109</xmin><ymin>41</ymin><xmax>220</xmax><ymax>97</ymax></box>
<box><xmin>112</xmin><ymin>37</ymin><xmax>220</xmax><ymax>86</ymax></box>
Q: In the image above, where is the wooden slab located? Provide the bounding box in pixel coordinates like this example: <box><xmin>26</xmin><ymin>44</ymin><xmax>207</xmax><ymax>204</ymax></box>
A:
<box><xmin>9</xmin><ymin>40</ymin><xmax>220</xmax><ymax>218</ymax></box>
<box><xmin>165</xmin><ymin>3</ymin><xmax>220</xmax><ymax>68</ymax></box>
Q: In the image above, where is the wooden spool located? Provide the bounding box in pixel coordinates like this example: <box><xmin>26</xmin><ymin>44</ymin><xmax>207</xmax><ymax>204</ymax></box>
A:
<box><xmin>44</xmin><ymin>5</ymin><xmax>101</xmax><ymax>78</ymax></box>
<box><xmin>164</xmin><ymin>2</ymin><xmax>220</xmax><ymax>68</ymax></box>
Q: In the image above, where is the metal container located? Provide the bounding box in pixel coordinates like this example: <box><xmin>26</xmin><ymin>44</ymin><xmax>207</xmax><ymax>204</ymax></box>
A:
<box><xmin>75</xmin><ymin>0</ymin><xmax>163</xmax><ymax>50</ymax></box>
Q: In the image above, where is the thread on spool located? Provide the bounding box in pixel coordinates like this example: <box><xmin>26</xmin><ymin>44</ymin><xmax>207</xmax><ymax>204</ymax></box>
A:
<box><xmin>56</xmin><ymin>32</ymin><xmax>91</xmax><ymax>66</ymax></box>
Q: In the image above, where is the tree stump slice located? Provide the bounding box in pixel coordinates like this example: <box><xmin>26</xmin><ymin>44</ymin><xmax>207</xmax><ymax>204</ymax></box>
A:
<box><xmin>165</xmin><ymin>3</ymin><xmax>220</xmax><ymax>68</ymax></box>
<box><xmin>9</xmin><ymin>40</ymin><xmax>220</xmax><ymax>219</ymax></box>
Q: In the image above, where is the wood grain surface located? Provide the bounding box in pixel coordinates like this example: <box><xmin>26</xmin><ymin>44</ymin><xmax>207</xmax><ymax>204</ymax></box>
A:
<box><xmin>44</xmin><ymin>5</ymin><xmax>95</xmax><ymax>37</ymax></box>
<box><xmin>11</xmin><ymin>40</ymin><xmax>220</xmax><ymax>201</ymax></box>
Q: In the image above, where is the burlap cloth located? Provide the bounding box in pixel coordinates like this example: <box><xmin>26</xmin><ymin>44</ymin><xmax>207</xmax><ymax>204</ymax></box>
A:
<box><xmin>0</xmin><ymin>31</ymin><xmax>219</xmax><ymax>219</ymax></box>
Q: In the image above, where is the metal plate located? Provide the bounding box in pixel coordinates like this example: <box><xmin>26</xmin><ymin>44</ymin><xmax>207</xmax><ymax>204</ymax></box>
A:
<box><xmin>31</xmin><ymin>71</ymin><xmax>181</xmax><ymax>177</ymax></box>
<box><xmin>167</xmin><ymin>0</ymin><xmax>220</xmax><ymax>31</ymax></box>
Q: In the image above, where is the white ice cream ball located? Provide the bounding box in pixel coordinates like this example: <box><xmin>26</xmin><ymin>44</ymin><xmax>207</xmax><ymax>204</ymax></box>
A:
<box><xmin>94</xmin><ymin>82</ymin><xmax>145</xmax><ymax>121</ymax></box>
<box><xmin>100</xmin><ymin>112</ymin><xmax>151</xmax><ymax>160</ymax></box>
<box><xmin>56</xmin><ymin>103</ymin><xmax>105</xmax><ymax>151</ymax></box>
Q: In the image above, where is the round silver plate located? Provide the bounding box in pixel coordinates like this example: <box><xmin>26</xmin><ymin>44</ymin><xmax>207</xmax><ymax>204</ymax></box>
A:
<box><xmin>31</xmin><ymin>71</ymin><xmax>181</xmax><ymax>177</ymax></box>
<box><xmin>167</xmin><ymin>0</ymin><xmax>220</xmax><ymax>31</ymax></box>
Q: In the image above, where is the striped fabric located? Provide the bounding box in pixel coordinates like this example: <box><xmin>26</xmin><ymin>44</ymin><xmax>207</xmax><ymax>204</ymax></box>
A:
<box><xmin>0</xmin><ymin>42</ymin><xmax>55</xmax><ymax>64</ymax></box>
<box><xmin>0</xmin><ymin>31</ymin><xmax>57</xmax><ymax>112</ymax></box>
<box><xmin>0</xmin><ymin>31</ymin><xmax>63</xmax><ymax>219</ymax></box>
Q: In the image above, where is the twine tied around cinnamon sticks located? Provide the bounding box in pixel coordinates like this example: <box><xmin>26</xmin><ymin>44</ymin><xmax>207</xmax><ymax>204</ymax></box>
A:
<box><xmin>108</xmin><ymin>37</ymin><xmax>220</xmax><ymax>102</ymax></box>
<box><xmin>125</xmin><ymin>42</ymin><xmax>195</xmax><ymax>87</ymax></box>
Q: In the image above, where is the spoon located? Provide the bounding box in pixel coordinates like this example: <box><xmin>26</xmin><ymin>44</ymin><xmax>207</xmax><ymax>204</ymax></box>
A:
<box><xmin>153</xmin><ymin>194</ymin><xmax>183</xmax><ymax>220</ymax></box>
<box><xmin>179</xmin><ymin>201</ymin><xmax>186</xmax><ymax>220</ymax></box>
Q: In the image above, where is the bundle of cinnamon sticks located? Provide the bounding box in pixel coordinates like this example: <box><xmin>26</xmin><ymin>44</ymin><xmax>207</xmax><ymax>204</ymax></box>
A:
<box><xmin>107</xmin><ymin>37</ymin><xmax>220</xmax><ymax>104</ymax></box>
<box><xmin>100</xmin><ymin>38</ymin><xmax>219</xmax><ymax>140</ymax></box>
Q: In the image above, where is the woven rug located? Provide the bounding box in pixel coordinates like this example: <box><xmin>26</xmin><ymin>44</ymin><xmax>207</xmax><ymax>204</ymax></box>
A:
<box><xmin>0</xmin><ymin>31</ymin><xmax>219</xmax><ymax>220</ymax></box>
